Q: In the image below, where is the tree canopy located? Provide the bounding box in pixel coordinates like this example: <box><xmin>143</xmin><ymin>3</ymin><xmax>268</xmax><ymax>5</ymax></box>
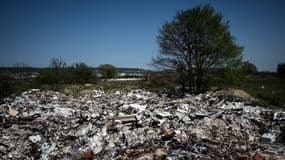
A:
<box><xmin>98</xmin><ymin>64</ymin><xmax>117</xmax><ymax>79</ymax></box>
<box><xmin>71</xmin><ymin>63</ymin><xmax>93</xmax><ymax>84</ymax></box>
<box><xmin>241</xmin><ymin>61</ymin><xmax>257</xmax><ymax>75</ymax></box>
<box><xmin>153</xmin><ymin>4</ymin><xmax>243</xmax><ymax>94</ymax></box>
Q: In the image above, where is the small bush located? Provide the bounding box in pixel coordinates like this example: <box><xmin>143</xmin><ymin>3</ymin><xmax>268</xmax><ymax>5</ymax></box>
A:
<box><xmin>0</xmin><ymin>74</ymin><xmax>13</xmax><ymax>99</ymax></box>
<box><xmin>241</xmin><ymin>61</ymin><xmax>257</xmax><ymax>75</ymax></box>
<box><xmin>98</xmin><ymin>64</ymin><xmax>117</xmax><ymax>79</ymax></box>
<box><xmin>38</xmin><ymin>68</ymin><xmax>58</xmax><ymax>84</ymax></box>
<box><xmin>71</xmin><ymin>63</ymin><xmax>94</xmax><ymax>84</ymax></box>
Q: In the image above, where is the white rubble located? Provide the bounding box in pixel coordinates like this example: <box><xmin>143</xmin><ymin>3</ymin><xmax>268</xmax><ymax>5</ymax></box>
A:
<box><xmin>0</xmin><ymin>89</ymin><xmax>284</xmax><ymax>160</ymax></box>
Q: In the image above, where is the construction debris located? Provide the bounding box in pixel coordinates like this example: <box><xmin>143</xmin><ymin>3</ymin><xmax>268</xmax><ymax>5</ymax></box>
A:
<box><xmin>0</xmin><ymin>89</ymin><xmax>284</xmax><ymax>159</ymax></box>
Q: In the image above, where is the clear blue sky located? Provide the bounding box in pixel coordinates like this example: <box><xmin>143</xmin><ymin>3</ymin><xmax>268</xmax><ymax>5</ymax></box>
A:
<box><xmin>0</xmin><ymin>0</ymin><xmax>284</xmax><ymax>71</ymax></box>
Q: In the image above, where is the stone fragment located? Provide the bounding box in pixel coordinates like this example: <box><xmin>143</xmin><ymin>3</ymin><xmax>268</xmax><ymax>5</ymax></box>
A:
<box><xmin>9</xmin><ymin>109</ymin><xmax>18</xmax><ymax>116</ymax></box>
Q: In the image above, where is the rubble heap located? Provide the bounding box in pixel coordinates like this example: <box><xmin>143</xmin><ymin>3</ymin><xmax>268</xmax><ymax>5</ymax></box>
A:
<box><xmin>0</xmin><ymin>89</ymin><xmax>285</xmax><ymax>160</ymax></box>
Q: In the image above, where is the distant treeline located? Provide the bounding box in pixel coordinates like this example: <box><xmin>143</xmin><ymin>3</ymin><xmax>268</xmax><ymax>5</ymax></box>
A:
<box><xmin>0</xmin><ymin>67</ymin><xmax>149</xmax><ymax>74</ymax></box>
<box><xmin>0</xmin><ymin>58</ymin><xmax>148</xmax><ymax>99</ymax></box>
<box><xmin>0</xmin><ymin>67</ymin><xmax>41</xmax><ymax>73</ymax></box>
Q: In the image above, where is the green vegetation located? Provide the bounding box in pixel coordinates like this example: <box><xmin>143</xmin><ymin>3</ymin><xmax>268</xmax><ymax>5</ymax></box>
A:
<box><xmin>98</xmin><ymin>64</ymin><xmax>117</xmax><ymax>79</ymax></box>
<box><xmin>1</xmin><ymin>68</ymin><xmax>284</xmax><ymax>109</ymax></box>
<box><xmin>277</xmin><ymin>63</ymin><xmax>285</xmax><ymax>78</ymax></box>
<box><xmin>0</xmin><ymin>74</ymin><xmax>13</xmax><ymax>98</ymax></box>
<box><xmin>240</xmin><ymin>74</ymin><xmax>285</xmax><ymax>108</ymax></box>
<box><xmin>0</xmin><ymin>58</ymin><xmax>98</xmax><ymax>101</ymax></box>
<box><xmin>153</xmin><ymin>4</ymin><xmax>243</xmax><ymax>94</ymax></box>
<box><xmin>70</xmin><ymin>63</ymin><xmax>96</xmax><ymax>84</ymax></box>
<box><xmin>145</xmin><ymin>71</ymin><xmax>178</xmax><ymax>91</ymax></box>
<box><xmin>0</xmin><ymin>75</ymin><xmax>40</xmax><ymax>99</ymax></box>
<box><xmin>241</xmin><ymin>61</ymin><xmax>258</xmax><ymax>75</ymax></box>
<box><xmin>38</xmin><ymin>58</ymin><xmax>97</xmax><ymax>86</ymax></box>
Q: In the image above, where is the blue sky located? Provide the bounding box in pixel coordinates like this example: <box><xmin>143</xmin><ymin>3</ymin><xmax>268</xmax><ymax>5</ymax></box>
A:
<box><xmin>0</xmin><ymin>0</ymin><xmax>284</xmax><ymax>71</ymax></box>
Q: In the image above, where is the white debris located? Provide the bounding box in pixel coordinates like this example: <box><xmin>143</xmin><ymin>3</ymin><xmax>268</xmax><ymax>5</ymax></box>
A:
<box><xmin>92</xmin><ymin>89</ymin><xmax>104</xmax><ymax>98</ymax></box>
<box><xmin>40</xmin><ymin>143</ymin><xmax>56</xmax><ymax>159</ymax></box>
<box><xmin>53</xmin><ymin>96</ymin><xmax>59</xmax><ymax>100</ymax></box>
<box><xmin>31</xmin><ymin>89</ymin><xmax>40</xmax><ymax>92</ymax></box>
<box><xmin>52</xmin><ymin>106</ymin><xmax>75</xmax><ymax>117</ymax></box>
<box><xmin>1</xmin><ymin>89</ymin><xmax>285</xmax><ymax>159</ymax></box>
<box><xmin>89</xmin><ymin>135</ymin><xmax>104</xmax><ymax>154</ymax></box>
<box><xmin>29</xmin><ymin>135</ymin><xmax>41</xmax><ymax>143</ymax></box>
<box><xmin>274</xmin><ymin>112</ymin><xmax>285</xmax><ymax>121</ymax></box>
<box><xmin>261</xmin><ymin>132</ymin><xmax>276</xmax><ymax>143</ymax></box>
<box><xmin>155</xmin><ymin>110</ymin><xmax>172</xmax><ymax>118</ymax></box>
<box><xmin>129</xmin><ymin>103</ymin><xmax>146</xmax><ymax>113</ymax></box>
<box><xmin>76</xmin><ymin>123</ymin><xmax>93</xmax><ymax>136</ymax></box>
<box><xmin>106</xmin><ymin>78</ymin><xmax>144</xmax><ymax>81</ymax></box>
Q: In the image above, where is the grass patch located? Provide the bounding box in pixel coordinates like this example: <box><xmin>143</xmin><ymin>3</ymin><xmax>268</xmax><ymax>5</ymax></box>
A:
<box><xmin>239</xmin><ymin>75</ymin><xmax>285</xmax><ymax>109</ymax></box>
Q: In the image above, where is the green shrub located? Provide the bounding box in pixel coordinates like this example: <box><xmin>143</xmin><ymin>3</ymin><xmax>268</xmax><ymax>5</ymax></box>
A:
<box><xmin>206</xmin><ymin>59</ymin><xmax>246</xmax><ymax>88</ymax></box>
<box><xmin>72</xmin><ymin>63</ymin><xmax>95</xmax><ymax>84</ymax></box>
<box><xmin>38</xmin><ymin>58</ymin><xmax>96</xmax><ymax>85</ymax></box>
<box><xmin>98</xmin><ymin>64</ymin><xmax>117</xmax><ymax>79</ymax></box>
<box><xmin>0</xmin><ymin>74</ymin><xmax>13</xmax><ymax>99</ymax></box>
<box><xmin>277</xmin><ymin>63</ymin><xmax>285</xmax><ymax>78</ymax></box>
<box><xmin>241</xmin><ymin>61</ymin><xmax>257</xmax><ymax>75</ymax></box>
<box><xmin>38</xmin><ymin>68</ymin><xmax>58</xmax><ymax>84</ymax></box>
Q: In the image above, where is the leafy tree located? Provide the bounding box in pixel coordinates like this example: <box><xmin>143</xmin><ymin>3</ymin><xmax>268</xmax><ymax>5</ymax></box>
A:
<box><xmin>153</xmin><ymin>4</ymin><xmax>243</xmax><ymax>94</ymax></box>
<box><xmin>277</xmin><ymin>63</ymin><xmax>285</xmax><ymax>78</ymax></box>
<box><xmin>241</xmin><ymin>61</ymin><xmax>257</xmax><ymax>75</ymax></box>
<box><xmin>98</xmin><ymin>64</ymin><xmax>117</xmax><ymax>79</ymax></box>
<box><xmin>206</xmin><ymin>57</ymin><xmax>245</xmax><ymax>88</ymax></box>
<box><xmin>72</xmin><ymin>63</ymin><xmax>93</xmax><ymax>84</ymax></box>
<box><xmin>223</xmin><ymin>58</ymin><xmax>245</xmax><ymax>86</ymax></box>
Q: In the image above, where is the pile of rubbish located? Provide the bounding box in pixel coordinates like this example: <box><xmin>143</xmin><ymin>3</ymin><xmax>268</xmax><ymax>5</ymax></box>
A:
<box><xmin>0</xmin><ymin>89</ymin><xmax>284</xmax><ymax>160</ymax></box>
